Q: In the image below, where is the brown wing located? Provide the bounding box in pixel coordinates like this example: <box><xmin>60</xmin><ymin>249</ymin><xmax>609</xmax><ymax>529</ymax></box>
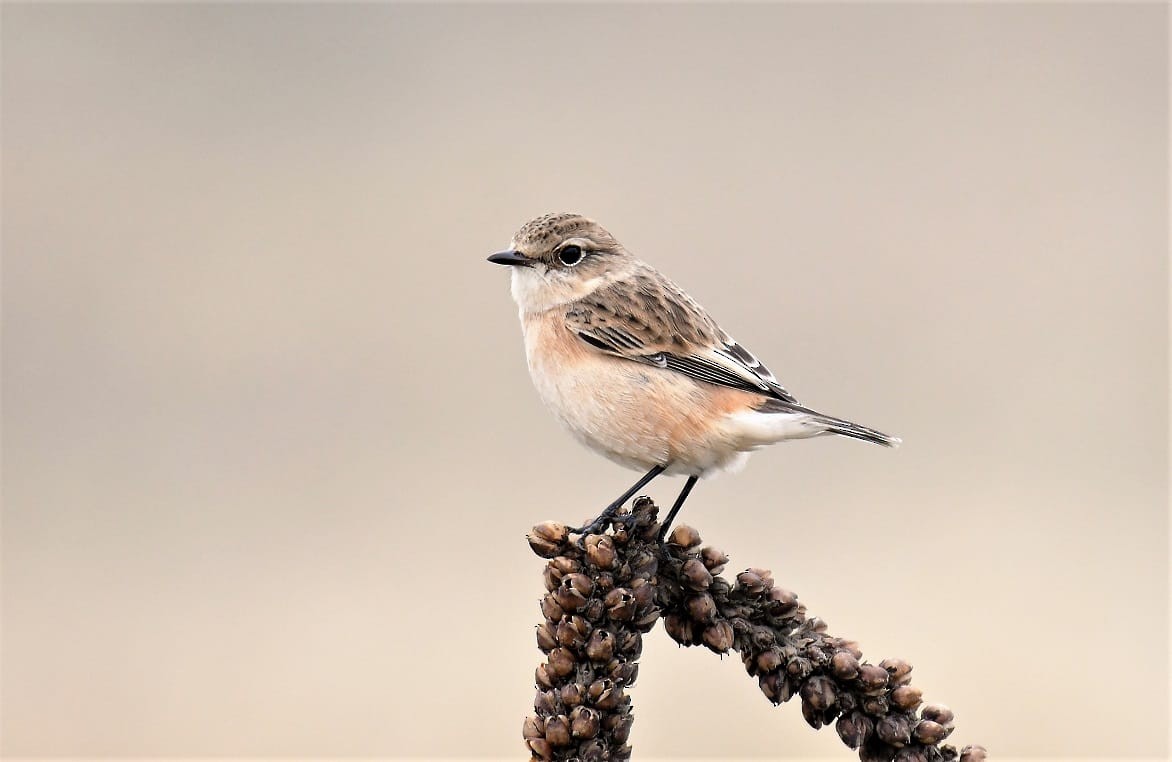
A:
<box><xmin>564</xmin><ymin>265</ymin><xmax>798</xmax><ymax>403</ymax></box>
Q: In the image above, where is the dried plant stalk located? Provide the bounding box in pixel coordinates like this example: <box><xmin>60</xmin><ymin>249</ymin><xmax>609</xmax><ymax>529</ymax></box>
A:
<box><xmin>526</xmin><ymin>497</ymin><xmax>986</xmax><ymax>762</ymax></box>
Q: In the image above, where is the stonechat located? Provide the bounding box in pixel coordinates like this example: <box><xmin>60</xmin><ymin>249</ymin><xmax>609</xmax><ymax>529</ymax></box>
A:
<box><xmin>489</xmin><ymin>213</ymin><xmax>899</xmax><ymax>539</ymax></box>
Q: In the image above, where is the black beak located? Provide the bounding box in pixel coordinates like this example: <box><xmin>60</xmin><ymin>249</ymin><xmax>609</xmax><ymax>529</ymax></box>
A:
<box><xmin>487</xmin><ymin>249</ymin><xmax>532</xmax><ymax>267</ymax></box>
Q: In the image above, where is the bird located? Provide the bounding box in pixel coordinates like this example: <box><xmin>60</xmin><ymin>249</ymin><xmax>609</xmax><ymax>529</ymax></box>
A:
<box><xmin>488</xmin><ymin>213</ymin><xmax>899</xmax><ymax>540</ymax></box>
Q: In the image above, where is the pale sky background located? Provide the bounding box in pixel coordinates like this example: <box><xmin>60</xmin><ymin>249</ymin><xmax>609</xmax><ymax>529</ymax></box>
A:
<box><xmin>2</xmin><ymin>3</ymin><xmax>1168</xmax><ymax>759</ymax></box>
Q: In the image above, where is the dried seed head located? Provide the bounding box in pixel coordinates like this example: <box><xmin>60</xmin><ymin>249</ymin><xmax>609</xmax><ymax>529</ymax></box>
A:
<box><xmin>758</xmin><ymin>670</ymin><xmax>784</xmax><ymax>704</ymax></box>
<box><xmin>757</xmin><ymin>648</ymin><xmax>783</xmax><ymax>674</ymax></box>
<box><xmin>890</xmin><ymin>685</ymin><xmax>923</xmax><ymax>711</ymax></box>
<box><xmin>894</xmin><ymin>747</ymin><xmax>931</xmax><ymax>762</ymax></box>
<box><xmin>736</xmin><ymin>569</ymin><xmax>767</xmax><ymax>594</ymax></box>
<box><xmin>921</xmin><ymin>704</ymin><xmax>955</xmax><ymax>726</ymax></box>
<box><xmin>564</xmin><ymin>573</ymin><xmax>595</xmax><ymax>597</ymax></box>
<box><xmin>664</xmin><ymin>613</ymin><xmax>695</xmax><ymax>645</ymax></box>
<box><xmin>831</xmin><ymin>650</ymin><xmax>860</xmax><ymax>680</ymax></box>
<box><xmin>859</xmin><ymin>737</ymin><xmax>898</xmax><ymax>762</ymax></box>
<box><xmin>880</xmin><ymin>657</ymin><xmax>913</xmax><ymax>686</ymax></box>
<box><xmin>858</xmin><ymin>664</ymin><xmax>890</xmax><ymax>694</ymax></box>
<box><xmin>547</xmin><ymin>647</ymin><xmax>576</xmax><ymax>677</ymax></box>
<box><xmin>702</xmin><ymin>620</ymin><xmax>735</xmax><ymax>653</ymax></box>
<box><xmin>540</xmin><ymin>594</ymin><xmax>565</xmax><ymax>622</ymax></box>
<box><xmin>535</xmin><ymin>663</ymin><xmax>555</xmax><ymax>690</ymax></box>
<box><xmin>585</xmin><ymin>630</ymin><xmax>615</xmax><ymax>662</ymax></box>
<box><xmin>544</xmin><ymin>715</ymin><xmax>572</xmax><ymax>747</ymax></box>
<box><xmin>526</xmin><ymin>737</ymin><xmax>552</xmax><ymax>760</ymax></box>
<box><xmin>604</xmin><ymin>588</ymin><xmax>636</xmax><ymax>621</ymax></box>
<box><xmin>667</xmin><ymin>524</ymin><xmax>701</xmax><ymax>548</ymax></box>
<box><xmin>913</xmin><ymin>719</ymin><xmax>947</xmax><ymax>745</ymax></box>
<box><xmin>681</xmin><ymin>558</ymin><xmax>713</xmax><ymax>590</ymax></box>
<box><xmin>559</xmin><ymin>683</ymin><xmax>585</xmax><ymax>707</ymax></box>
<box><xmin>584</xmin><ymin>535</ymin><xmax>617</xmax><ymax>569</ymax></box>
<box><xmin>570</xmin><ymin>706</ymin><xmax>601</xmax><ymax>739</ymax></box>
<box><xmin>800</xmin><ymin>675</ymin><xmax>838</xmax><ymax>711</ymax></box>
<box><xmin>876</xmin><ymin>715</ymin><xmax>913</xmax><ymax>747</ymax></box>
<box><xmin>536</xmin><ymin>622</ymin><xmax>558</xmax><ymax>652</ymax></box>
<box><xmin>836</xmin><ymin>711</ymin><xmax>873</xmax><ymax>749</ymax></box>
<box><xmin>959</xmin><ymin>745</ymin><xmax>988</xmax><ymax>762</ymax></box>
<box><xmin>700</xmin><ymin>545</ymin><xmax>729</xmax><ymax>572</ymax></box>
<box><xmin>528</xmin><ymin>522</ymin><xmax>568</xmax><ymax>557</ymax></box>
<box><xmin>686</xmin><ymin>593</ymin><xmax>718</xmax><ymax>623</ymax></box>
<box><xmin>534</xmin><ymin>689</ymin><xmax>557</xmax><ymax>714</ymax></box>
<box><xmin>522</xmin><ymin>715</ymin><xmax>543</xmax><ymax>740</ymax></box>
<box><xmin>801</xmin><ymin>698</ymin><xmax>826</xmax><ymax>729</ymax></box>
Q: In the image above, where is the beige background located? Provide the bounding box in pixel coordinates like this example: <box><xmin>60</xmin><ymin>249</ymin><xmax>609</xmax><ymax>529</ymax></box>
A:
<box><xmin>2</xmin><ymin>2</ymin><xmax>1168</xmax><ymax>759</ymax></box>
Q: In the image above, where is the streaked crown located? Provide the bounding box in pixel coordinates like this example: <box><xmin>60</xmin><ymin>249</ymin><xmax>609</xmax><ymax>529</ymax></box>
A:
<box><xmin>512</xmin><ymin>213</ymin><xmax>621</xmax><ymax>262</ymax></box>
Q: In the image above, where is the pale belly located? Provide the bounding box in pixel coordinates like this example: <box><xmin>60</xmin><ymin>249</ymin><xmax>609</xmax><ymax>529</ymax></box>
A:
<box><xmin>521</xmin><ymin>313</ymin><xmax>757</xmax><ymax>477</ymax></box>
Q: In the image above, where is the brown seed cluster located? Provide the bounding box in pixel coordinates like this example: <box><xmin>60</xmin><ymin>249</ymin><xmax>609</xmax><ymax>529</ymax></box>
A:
<box><xmin>524</xmin><ymin>497</ymin><xmax>663</xmax><ymax>762</ymax></box>
<box><xmin>526</xmin><ymin>498</ymin><xmax>986</xmax><ymax>762</ymax></box>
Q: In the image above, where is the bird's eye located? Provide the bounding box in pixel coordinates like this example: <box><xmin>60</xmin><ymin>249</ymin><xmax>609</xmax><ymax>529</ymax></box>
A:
<box><xmin>558</xmin><ymin>245</ymin><xmax>583</xmax><ymax>266</ymax></box>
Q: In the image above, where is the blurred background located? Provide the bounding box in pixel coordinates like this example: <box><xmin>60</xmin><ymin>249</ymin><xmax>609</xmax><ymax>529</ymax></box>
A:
<box><xmin>2</xmin><ymin>3</ymin><xmax>1167</xmax><ymax>759</ymax></box>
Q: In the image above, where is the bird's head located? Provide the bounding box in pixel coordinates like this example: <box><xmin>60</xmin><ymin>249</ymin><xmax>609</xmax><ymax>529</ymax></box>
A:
<box><xmin>488</xmin><ymin>213</ymin><xmax>634</xmax><ymax>312</ymax></box>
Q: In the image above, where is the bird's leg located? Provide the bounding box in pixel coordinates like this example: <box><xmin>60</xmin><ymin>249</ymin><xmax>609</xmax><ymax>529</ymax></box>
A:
<box><xmin>571</xmin><ymin>465</ymin><xmax>666</xmax><ymax>536</ymax></box>
<box><xmin>657</xmin><ymin>475</ymin><xmax>699</xmax><ymax>542</ymax></box>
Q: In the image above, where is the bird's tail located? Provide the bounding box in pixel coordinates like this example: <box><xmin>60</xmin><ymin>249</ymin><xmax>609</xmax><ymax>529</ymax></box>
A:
<box><xmin>757</xmin><ymin>399</ymin><xmax>901</xmax><ymax>448</ymax></box>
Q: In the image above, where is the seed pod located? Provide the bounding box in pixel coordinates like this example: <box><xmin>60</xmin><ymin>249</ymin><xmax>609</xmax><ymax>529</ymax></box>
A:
<box><xmin>570</xmin><ymin>706</ymin><xmax>600</xmax><ymax>739</ymax></box>
<box><xmin>630</xmin><ymin>578</ymin><xmax>656</xmax><ymax>608</ymax></box>
<box><xmin>540</xmin><ymin>594</ymin><xmax>564</xmax><ymax>622</ymax></box>
<box><xmin>585</xmin><ymin>630</ymin><xmax>615</xmax><ymax>662</ymax></box>
<box><xmin>862</xmin><ymin>696</ymin><xmax>889</xmax><ymax>716</ymax></box>
<box><xmin>616</xmin><ymin>629</ymin><xmax>642</xmax><ymax>657</ymax></box>
<box><xmin>736</xmin><ymin>569</ymin><xmax>766</xmax><ymax>593</ymax></box>
<box><xmin>528</xmin><ymin>522</ymin><xmax>567</xmax><ymax>557</ymax></box>
<box><xmin>700</xmin><ymin>545</ymin><xmax>729</xmax><ymax>572</ymax></box>
<box><xmin>786</xmin><ymin>656</ymin><xmax>813</xmax><ymax>680</ymax></box>
<box><xmin>681</xmin><ymin>558</ymin><xmax>713</xmax><ymax>590</ymax></box>
<box><xmin>578</xmin><ymin>738</ymin><xmax>606</xmax><ymax>762</ymax></box>
<box><xmin>702</xmin><ymin>620</ymin><xmax>735</xmax><ymax>653</ymax></box>
<box><xmin>840</xmin><ymin>639</ymin><xmax>864</xmax><ymax>658</ymax></box>
<box><xmin>547</xmin><ymin>647</ymin><xmax>576</xmax><ymax>677</ymax></box>
<box><xmin>604</xmin><ymin>588</ymin><xmax>636</xmax><ymax>621</ymax></box>
<box><xmin>627</xmin><ymin>547</ymin><xmax>657</xmax><ymax>576</ymax></box>
<box><xmin>801</xmin><ymin>675</ymin><xmax>837</xmax><ymax>711</ymax></box>
<box><xmin>686</xmin><ymin>593</ymin><xmax>717</xmax><ymax>623</ymax></box>
<box><xmin>751</xmin><ymin>626</ymin><xmax>776</xmax><ymax>649</ymax></box>
<box><xmin>859</xmin><ymin>737</ymin><xmax>898</xmax><ymax>762</ymax></box>
<box><xmin>564</xmin><ymin>573</ymin><xmax>595</xmax><ymax>598</ymax></box>
<box><xmin>534</xmin><ymin>689</ymin><xmax>557</xmax><ymax>714</ymax></box>
<box><xmin>594</xmin><ymin>682</ymin><xmax>624</xmax><ymax>710</ymax></box>
<box><xmin>880</xmin><ymin>657</ymin><xmax>913</xmax><ymax>685</ymax></box>
<box><xmin>757</xmin><ymin>648</ymin><xmax>782</xmax><ymax>673</ymax></box>
<box><xmin>542</xmin><ymin>565</ymin><xmax>564</xmax><ymax>592</ymax></box>
<box><xmin>526</xmin><ymin>737</ymin><xmax>552</xmax><ymax>760</ymax></box>
<box><xmin>554</xmin><ymin>584</ymin><xmax>587</xmax><ymax>613</ymax></box>
<box><xmin>667</xmin><ymin>524</ymin><xmax>701</xmax><ymax>548</ymax></box>
<box><xmin>535</xmin><ymin>663</ymin><xmax>555</xmax><ymax>690</ymax></box>
<box><xmin>583</xmin><ymin>534</ymin><xmax>616</xmax><ymax>569</ymax></box>
<box><xmin>549</xmin><ymin>556</ymin><xmax>580</xmax><ymax>575</ymax></box>
<box><xmin>913</xmin><ymin>719</ymin><xmax>947</xmax><ymax>744</ymax></box>
<box><xmin>891</xmin><ymin>685</ymin><xmax>923</xmax><ymax>711</ymax></box>
<box><xmin>876</xmin><ymin>715</ymin><xmax>912</xmax><ymax>747</ymax></box>
<box><xmin>581</xmin><ymin>598</ymin><xmax>605</xmax><ymax>621</ymax></box>
<box><xmin>895</xmin><ymin>747</ymin><xmax>931</xmax><ymax>762</ymax></box>
<box><xmin>758</xmin><ymin>670</ymin><xmax>784</xmax><ymax>704</ymax></box>
<box><xmin>801</xmin><ymin>698</ymin><xmax>825</xmax><ymax>729</ymax></box>
<box><xmin>555</xmin><ymin>619</ymin><xmax>586</xmax><ymax>649</ymax></box>
<box><xmin>536</xmin><ymin>622</ymin><xmax>558</xmax><ymax>652</ymax></box>
<box><xmin>559</xmin><ymin>683</ymin><xmax>585</xmax><ymax>707</ymax></box>
<box><xmin>609</xmin><ymin>660</ymin><xmax>638</xmax><ymax>685</ymax></box>
<box><xmin>522</xmin><ymin>715</ymin><xmax>543</xmax><ymax>740</ymax></box>
<box><xmin>664</xmin><ymin>613</ymin><xmax>694</xmax><ymax>645</ymax></box>
<box><xmin>543</xmin><ymin>715</ymin><xmax>571</xmax><ymax>747</ymax></box>
<box><xmin>921</xmin><ymin>704</ymin><xmax>955</xmax><ymax>726</ymax></box>
<box><xmin>959</xmin><ymin>745</ymin><xmax>988</xmax><ymax>762</ymax></box>
<box><xmin>830</xmin><ymin>650</ymin><xmax>860</xmax><ymax>680</ymax></box>
<box><xmin>611</xmin><ymin>714</ymin><xmax>634</xmax><ymax>744</ymax></box>
<box><xmin>858</xmin><ymin>664</ymin><xmax>890</xmax><ymax>694</ymax></box>
<box><xmin>836</xmin><ymin>711</ymin><xmax>873</xmax><ymax>748</ymax></box>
